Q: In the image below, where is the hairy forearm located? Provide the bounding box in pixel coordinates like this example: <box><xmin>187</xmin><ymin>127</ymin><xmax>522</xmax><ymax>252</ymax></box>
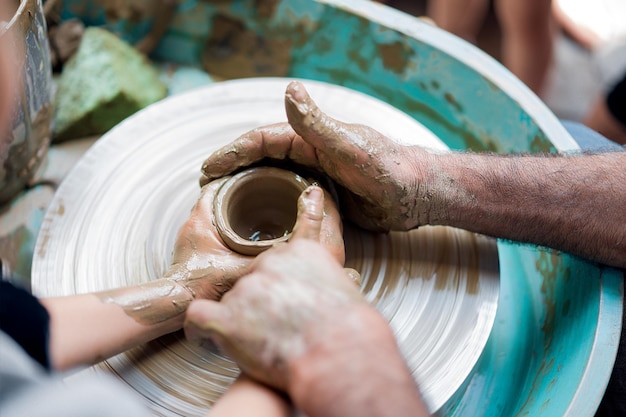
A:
<box><xmin>417</xmin><ymin>149</ymin><xmax>626</xmax><ymax>268</ymax></box>
<box><xmin>288</xmin><ymin>305</ymin><xmax>430</xmax><ymax>417</ymax></box>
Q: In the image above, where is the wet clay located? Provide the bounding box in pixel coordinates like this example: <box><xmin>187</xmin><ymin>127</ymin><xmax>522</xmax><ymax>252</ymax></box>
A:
<box><xmin>284</xmin><ymin>81</ymin><xmax>427</xmax><ymax>231</ymax></box>
<box><xmin>91</xmin><ymin>223</ymin><xmax>498</xmax><ymax>413</ymax></box>
<box><xmin>377</xmin><ymin>41</ymin><xmax>415</xmax><ymax>74</ymax></box>
<box><xmin>214</xmin><ymin>167</ymin><xmax>310</xmax><ymax>255</ymax></box>
<box><xmin>344</xmin><ymin>225</ymin><xmax>490</xmax><ymax>302</ymax></box>
<box><xmin>97</xmin><ymin>279</ymin><xmax>194</xmax><ymax>325</ymax></box>
<box><xmin>282</xmin><ymin>81</ymin><xmax>482</xmax><ymax>231</ymax></box>
<box><xmin>202</xmin><ymin>14</ymin><xmax>291</xmax><ymax>79</ymax></box>
<box><xmin>0</xmin><ymin>0</ymin><xmax>53</xmax><ymax>205</ymax></box>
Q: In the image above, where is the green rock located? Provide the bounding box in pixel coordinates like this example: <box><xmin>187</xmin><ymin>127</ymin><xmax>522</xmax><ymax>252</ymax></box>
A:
<box><xmin>53</xmin><ymin>27</ymin><xmax>167</xmax><ymax>142</ymax></box>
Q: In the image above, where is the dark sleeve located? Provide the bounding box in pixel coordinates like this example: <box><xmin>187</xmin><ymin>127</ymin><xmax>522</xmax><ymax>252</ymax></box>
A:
<box><xmin>0</xmin><ymin>280</ymin><xmax>51</xmax><ymax>370</ymax></box>
<box><xmin>606</xmin><ymin>73</ymin><xmax>626</xmax><ymax>126</ymax></box>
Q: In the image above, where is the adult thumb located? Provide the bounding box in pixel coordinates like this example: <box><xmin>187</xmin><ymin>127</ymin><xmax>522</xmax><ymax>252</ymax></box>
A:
<box><xmin>290</xmin><ymin>185</ymin><xmax>324</xmax><ymax>241</ymax></box>
<box><xmin>184</xmin><ymin>299</ymin><xmax>231</xmax><ymax>345</ymax></box>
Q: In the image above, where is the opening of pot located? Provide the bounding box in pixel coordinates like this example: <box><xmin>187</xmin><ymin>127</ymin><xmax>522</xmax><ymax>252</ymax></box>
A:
<box><xmin>225</xmin><ymin>174</ymin><xmax>302</xmax><ymax>241</ymax></box>
<box><xmin>214</xmin><ymin>167</ymin><xmax>310</xmax><ymax>255</ymax></box>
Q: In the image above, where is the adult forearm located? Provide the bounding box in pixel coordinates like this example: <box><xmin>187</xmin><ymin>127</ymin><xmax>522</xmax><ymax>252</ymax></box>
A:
<box><xmin>288</xmin><ymin>305</ymin><xmax>430</xmax><ymax>417</ymax></box>
<box><xmin>420</xmin><ymin>150</ymin><xmax>626</xmax><ymax>268</ymax></box>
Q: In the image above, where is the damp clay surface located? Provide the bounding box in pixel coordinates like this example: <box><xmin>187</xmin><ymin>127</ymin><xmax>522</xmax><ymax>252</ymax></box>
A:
<box><xmin>214</xmin><ymin>167</ymin><xmax>311</xmax><ymax>255</ymax></box>
<box><xmin>0</xmin><ymin>0</ymin><xmax>53</xmax><ymax>205</ymax></box>
<box><xmin>31</xmin><ymin>79</ymin><xmax>499</xmax><ymax>415</ymax></box>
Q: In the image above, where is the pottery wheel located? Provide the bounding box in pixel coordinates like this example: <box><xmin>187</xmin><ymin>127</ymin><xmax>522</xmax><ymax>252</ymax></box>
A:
<box><xmin>32</xmin><ymin>78</ymin><xmax>499</xmax><ymax>415</ymax></box>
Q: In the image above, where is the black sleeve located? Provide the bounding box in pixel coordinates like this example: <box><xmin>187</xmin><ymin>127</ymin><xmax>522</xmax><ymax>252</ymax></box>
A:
<box><xmin>0</xmin><ymin>280</ymin><xmax>51</xmax><ymax>370</ymax></box>
<box><xmin>606</xmin><ymin>73</ymin><xmax>626</xmax><ymax>126</ymax></box>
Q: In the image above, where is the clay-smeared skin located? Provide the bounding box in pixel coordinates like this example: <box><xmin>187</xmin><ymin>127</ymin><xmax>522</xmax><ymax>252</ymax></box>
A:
<box><xmin>201</xmin><ymin>81</ymin><xmax>436</xmax><ymax>232</ymax></box>
<box><xmin>185</xmin><ymin>187</ymin><xmax>429</xmax><ymax>417</ymax></box>
<box><xmin>186</xmin><ymin>240</ymin><xmax>365</xmax><ymax>389</ymax></box>
<box><xmin>285</xmin><ymin>82</ymin><xmax>424</xmax><ymax>231</ymax></box>
<box><xmin>184</xmin><ymin>187</ymin><xmax>365</xmax><ymax>390</ymax></box>
<box><xmin>96</xmin><ymin>179</ymin><xmax>249</xmax><ymax>325</ymax></box>
<box><xmin>201</xmin><ymin>82</ymin><xmax>626</xmax><ymax>268</ymax></box>
<box><xmin>97</xmin><ymin>179</ymin><xmax>347</xmax><ymax>326</ymax></box>
<box><xmin>97</xmin><ymin>279</ymin><xmax>194</xmax><ymax>325</ymax></box>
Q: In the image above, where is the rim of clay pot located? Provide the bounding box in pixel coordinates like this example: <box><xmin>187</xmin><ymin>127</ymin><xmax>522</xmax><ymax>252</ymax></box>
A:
<box><xmin>214</xmin><ymin>166</ymin><xmax>310</xmax><ymax>256</ymax></box>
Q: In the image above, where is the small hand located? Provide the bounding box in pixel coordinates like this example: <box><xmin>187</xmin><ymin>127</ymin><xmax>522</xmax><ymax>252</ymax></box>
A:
<box><xmin>200</xmin><ymin>81</ymin><xmax>431</xmax><ymax>231</ymax></box>
<box><xmin>166</xmin><ymin>177</ymin><xmax>346</xmax><ymax>301</ymax></box>
<box><xmin>164</xmin><ymin>177</ymin><xmax>252</xmax><ymax>301</ymax></box>
<box><xmin>184</xmin><ymin>186</ymin><xmax>365</xmax><ymax>390</ymax></box>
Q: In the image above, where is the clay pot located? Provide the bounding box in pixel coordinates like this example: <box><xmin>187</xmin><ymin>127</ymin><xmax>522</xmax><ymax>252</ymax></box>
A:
<box><xmin>214</xmin><ymin>167</ymin><xmax>310</xmax><ymax>256</ymax></box>
<box><xmin>0</xmin><ymin>0</ymin><xmax>53</xmax><ymax>205</ymax></box>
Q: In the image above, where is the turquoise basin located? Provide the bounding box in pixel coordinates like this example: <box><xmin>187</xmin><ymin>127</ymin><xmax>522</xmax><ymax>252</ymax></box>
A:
<box><xmin>57</xmin><ymin>0</ymin><xmax>623</xmax><ymax>415</ymax></box>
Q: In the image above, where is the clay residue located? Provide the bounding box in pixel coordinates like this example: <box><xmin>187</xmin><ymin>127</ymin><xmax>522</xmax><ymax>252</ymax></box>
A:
<box><xmin>377</xmin><ymin>41</ymin><xmax>414</xmax><ymax>74</ymax></box>
<box><xmin>284</xmin><ymin>81</ymin><xmax>418</xmax><ymax>231</ymax></box>
<box><xmin>514</xmin><ymin>249</ymin><xmax>562</xmax><ymax>415</ymax></box>
<box><xmin>92</xmin><ymin>224</ymin><xmax>498</xmax><ymax>415</ymax></box>
<box><xmin>345</xmin><ymin>225</ymin><xmax>488</xmax><ymax>302</ymax></box>
<box><xmin>95</xmin><ymin>0</ymin><xmax>158</xmax><ymax>23</ymax></box>
<box><xmin>255</xmin><ymin>0</ymin><xmax>279</xmax><ymax>19</ymax></box>
<box><xmin>530</xmin><ymin>133</ymin><xmax>557</xmax><ymax>154</ymax></box>
<box><xmin>60</xmin><ymin>0</ymin><xmax>166</xmax><ymax>26</ymax></box>
<box><xmin>444</xmin><ymin>92</ymin><xmax>463</xmax><ymax>113</ymax></box>
<box><xmin>394</xmin><ymin>92</ymin><xmax>498</xmax><ymax>152</ymax></box>
<box><xmin>1</xmin><ymin>103</ymin><xmax>52</xmax><ymax>205</ymax></box>
<box><xmin>1</xmin><ymin>0</ymin><xmax>53</xmax><ymax>204</ymax></box>
<box><xmin>97</xmin><ymin>279</ymin><xmax>194</xmax><ymax>325</ymax></box>
<box><xmin>202</xmin><ymin>14</ymin><xmax>291</xmax><ymax>79</ymax></box>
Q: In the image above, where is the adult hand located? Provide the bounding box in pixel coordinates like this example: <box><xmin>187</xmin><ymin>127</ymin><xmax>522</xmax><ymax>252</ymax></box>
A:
<box><xmin>184</xmin><ymin>186</ymin><xmax>427</xmax><ymax>417</ymax></box>
<box><xmin>184</xmin><ymin>185</ymin><xmax>366</xmax><ymax>389</ymax></box>
<box><xmin>200</xmin><ymin>81</ymin><xmax>434</xmax><ymax>231</ymax></box>
<box><xmin>165</xmin><ymin>176</ymin><xmax>346</xmax><ymax>302</ymax></box>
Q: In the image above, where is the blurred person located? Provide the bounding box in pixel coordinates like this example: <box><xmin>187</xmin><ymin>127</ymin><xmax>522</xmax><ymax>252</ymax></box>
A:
<box><xmin>551</xmin><ymin>0</ymin><xmax>626</xmax><ymax>145</ymax></box>
<box><xmin>553</xmin><ymin>4</ymin><xmax>626</xmax><ymax>146</ymax></box>
<box><xmin>426</xmin><ymin>0</ymin><xmax>554</xmax><ymax>96</ymax></box>
<box><xmin>584</xmin><ymin>73</ymin><xmax>626</xmax><ymax>145</ymax></box>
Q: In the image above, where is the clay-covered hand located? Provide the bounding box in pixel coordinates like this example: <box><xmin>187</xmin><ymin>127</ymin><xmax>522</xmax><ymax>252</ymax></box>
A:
<box><xmin>200</xmin><ymin>81</ymin><xmax>433</xmax><ymax>231</ymax></box>
<box><xmin>165</xmin><ymin>177</ymin><xmax>346</xmax><ymax>302</ymax></box>
<box><xmin>164</xmin><ymin>178</ymin><xmax>252</xmax><ymax>301</ymax></box>
<box><xmin>183</xmin><ymin>186</ymin><xmax>367</xmax><ymax>390</ymax></box>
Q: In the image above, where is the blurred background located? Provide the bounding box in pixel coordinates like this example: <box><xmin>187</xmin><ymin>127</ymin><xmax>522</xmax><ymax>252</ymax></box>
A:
<box><xmin>389</xmin><ymin>0</ymin><xmax>626</xmax><ymax>129</ymax></box>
